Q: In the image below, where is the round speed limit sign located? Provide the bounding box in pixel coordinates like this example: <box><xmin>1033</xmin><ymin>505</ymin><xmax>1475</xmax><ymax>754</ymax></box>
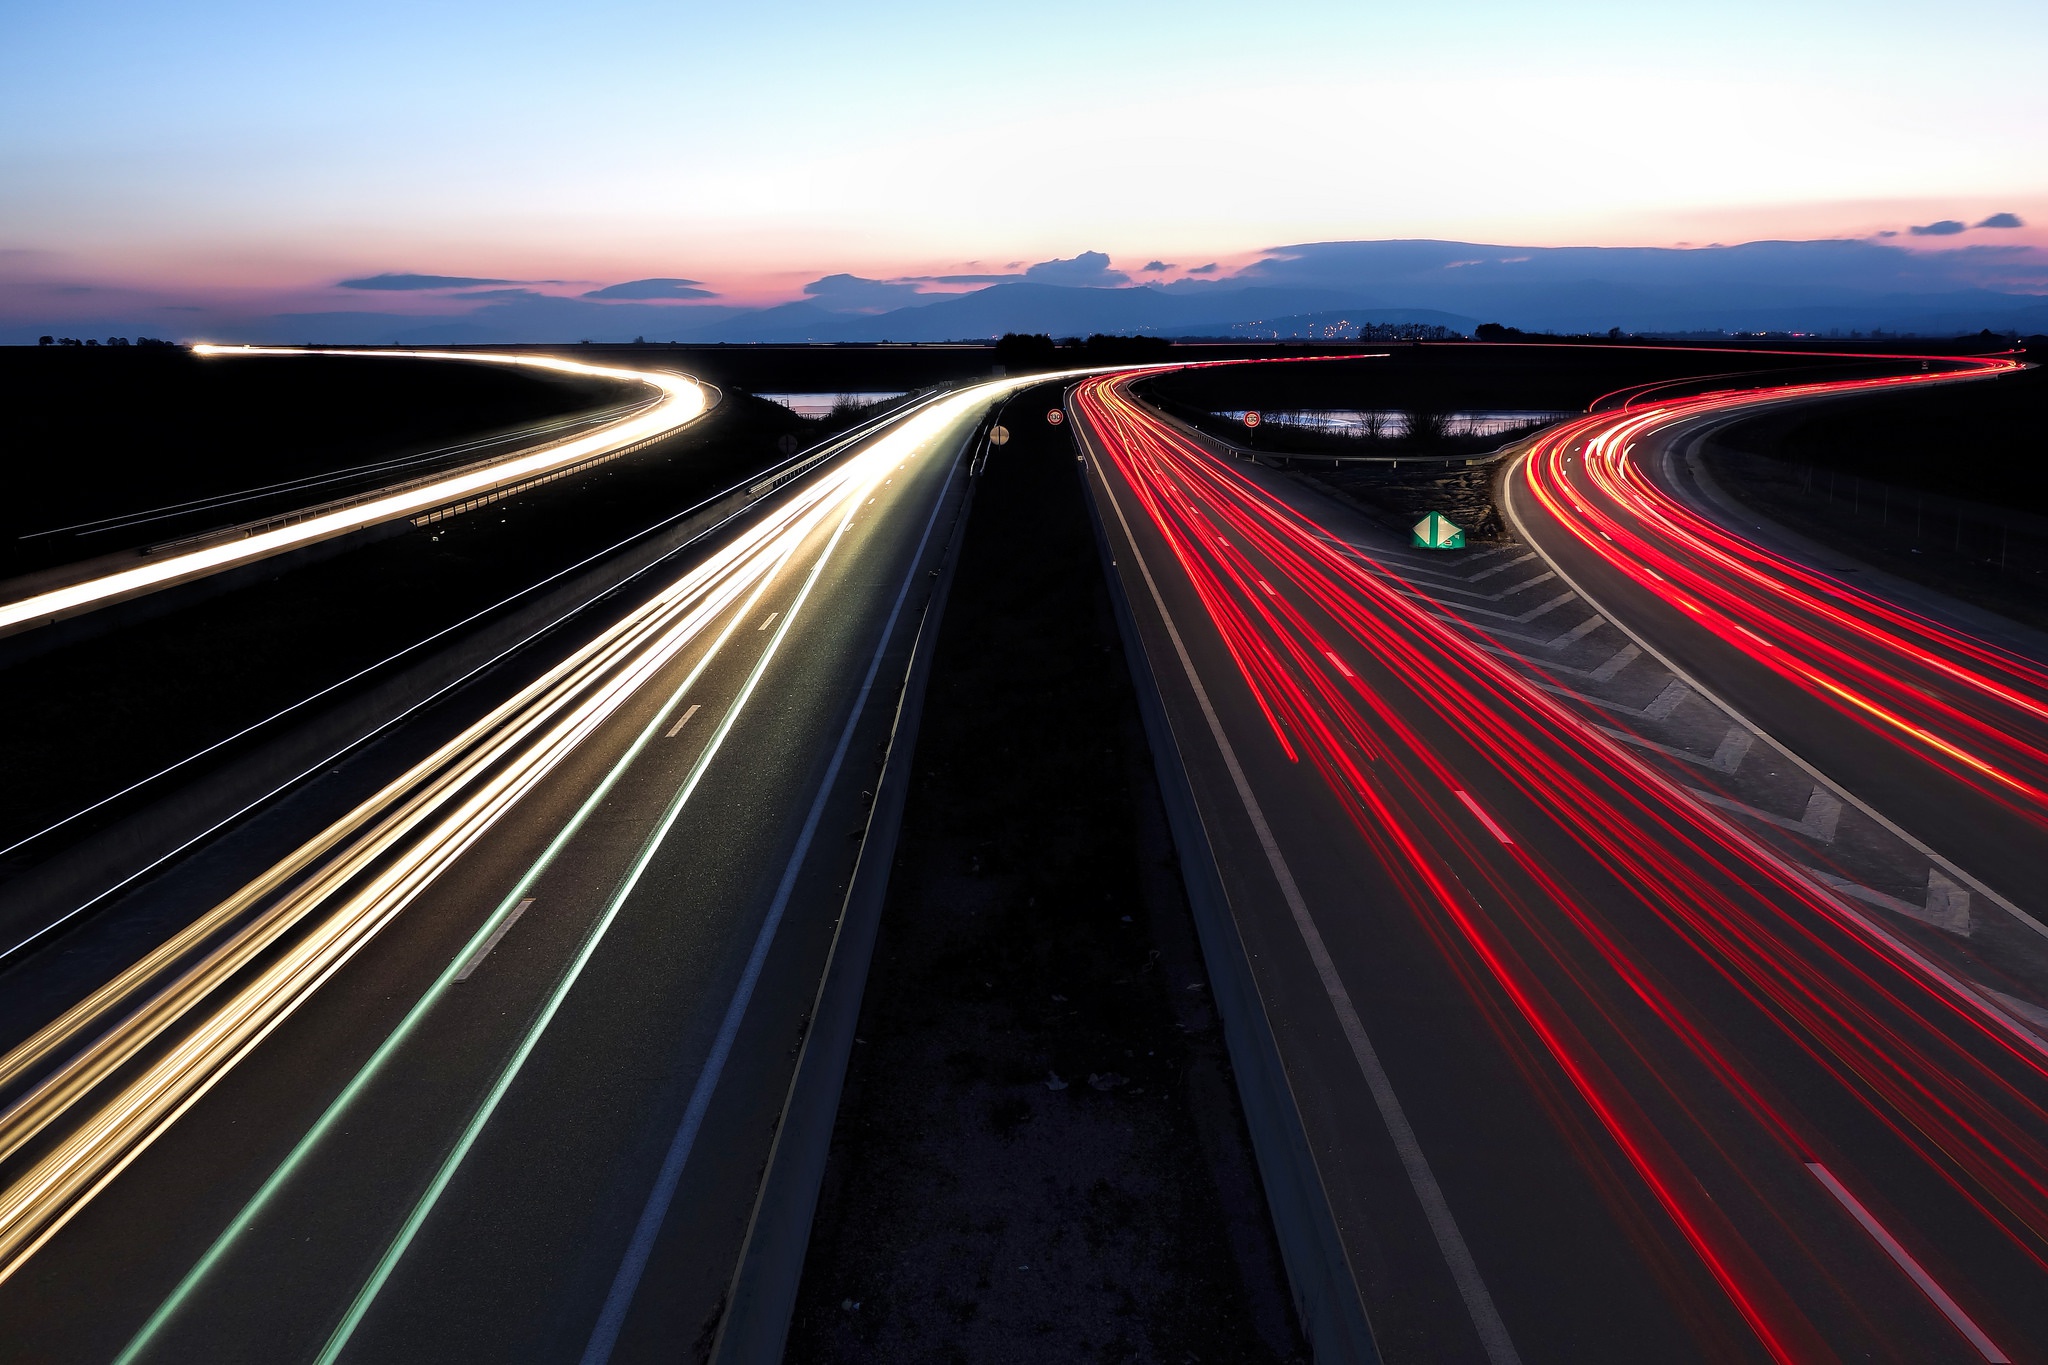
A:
<box><xmin>1045</xmin><ymin>408</ymin><xmax>1065</xmax><ymax>426</ymax></box>
<box><xmin>1242</xmin><ymin>410</ymin><xmax>1262</xmax><ymax>429</ymax></box>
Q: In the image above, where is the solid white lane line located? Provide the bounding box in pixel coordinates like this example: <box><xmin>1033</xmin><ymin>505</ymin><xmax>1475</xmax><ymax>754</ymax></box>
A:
<box><xmin>455</xmin><ymin>900</ymin><xmax>533</xmax><ymax>981</ymax></box>
<box><xmin>1455</xmin><ymin>790</ymin><xmax>1515</xmax><ymax>846</ymax></box>
<box><xmin>1804</xmin><ymin>1162</ymin><xmax>2009</xmax><ymax>1362</ymax></box>
<box><xmin>757</xmin><ymin>612</ymin><xmax>778</xmax><ymax>631</ymax></box>
<box><xmin>664</xmin><ymin>705</ymin><xmax>701</xmax><ymax>738</ymax></box>
<box><xmin>315</xmin><ymin>486</ymin><xmax>855</xmax><ymax>1365</ymax></box>
<box><xmin>109</xmin><ymin>582</ymin><xmax>776</xmax><ymax>1365</ymax></box>
<box><xmin>578</xmin><ymin>417</ymin><xmax>973</xmax><ymax>1365</ymax></box>
<box><xmin>1502</xmin><ymin>453</ymin><xmax>2048</xmax><ymax>946</ymax></box>
<box><xmin>1085</xmin><ymin>432</ymin><xmax>1523</xmax><ymax>1365</ymax></box>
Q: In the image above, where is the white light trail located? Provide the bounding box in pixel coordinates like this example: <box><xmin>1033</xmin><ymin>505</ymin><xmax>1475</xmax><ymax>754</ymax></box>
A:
<box><xmin>0</xmin><ymin>348</ymin><xmax>710</xmax><ymax>637</ymax></box>
<box><xmin>0</xmin><ymin>369</ymin><xmax>1097</xmax><ymax>1292</ymax></box>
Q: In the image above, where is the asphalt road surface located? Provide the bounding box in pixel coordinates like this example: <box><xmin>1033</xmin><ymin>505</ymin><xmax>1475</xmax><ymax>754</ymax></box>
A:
<box><xmin>1072</xmin><ymin>356</ymin><xmax>2048</xmax><ymax>1365</ymax></box>
<box><xmin>0</xmin><ymin>378</ymin><xmax>1046</xmax><ymax>1364</ymax></box>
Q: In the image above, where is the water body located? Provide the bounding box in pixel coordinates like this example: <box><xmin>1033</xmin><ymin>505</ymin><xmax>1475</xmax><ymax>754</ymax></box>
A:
<box><xmin>1220</xmin><ymin>409</ymin><xmax>1571</xmax><ymax>438</ymax></box>
<box><xmin>756</xmin><ymin>392</ymin><xmax>905</xmax><ymax>419</ymax></box>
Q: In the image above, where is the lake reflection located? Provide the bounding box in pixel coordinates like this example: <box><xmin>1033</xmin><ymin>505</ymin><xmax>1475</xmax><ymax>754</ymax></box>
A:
<box><xmin>1219</xmin><ymin>409</ymin><xmax>1570</xmax><ymax>438</ymax></box>
<box><xmin>757</xmin><ymin>392</ymin><xmax>905</xmax><ymax>419</ymax></box>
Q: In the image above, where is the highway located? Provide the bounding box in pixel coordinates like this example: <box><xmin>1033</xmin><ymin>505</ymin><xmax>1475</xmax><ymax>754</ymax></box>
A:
<box><xmin>0</xmin><ymin>347</ymin><xmax>709</xmax><ymax>642</ymax></box>
<box><xmin>1072</xmin><ymin>358</ymin><xmax>2048</xmax><ymax>1364</ymax></box>
<box><xmin>0</xmin><ymin>373</ymin><xmax>1059</xmax><ymax>1363</ymax></box>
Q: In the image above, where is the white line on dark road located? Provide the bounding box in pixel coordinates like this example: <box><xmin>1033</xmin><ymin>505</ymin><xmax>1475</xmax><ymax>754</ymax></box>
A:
<box><xmin>664</xmin><ymin>705</ymin><xmax>701</xmax><ymax>738</ymax></box>
<box><xmin>757</xmin><ymin>612</ymin><xmax>778</xmax><ymax>631</ymax></box>
<box><xmin>1804</xmin><ymin>1162</ymin><xmax>2008</xmax><ymax>1361</ymax></box>
<box><xmin>455</xmin><ymin>899</ymin><xmax>533</xmax><ymax>981</ymax></box>
<box><xmin>1086</xmin><ymin>436</ymin><xmax>1522</xmax><ymax>1365</ymax></box>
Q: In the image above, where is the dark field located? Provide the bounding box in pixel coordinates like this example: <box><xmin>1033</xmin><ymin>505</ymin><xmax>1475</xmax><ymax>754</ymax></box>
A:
<box><xmin>1712</xmin><ymin>353</ymin><xmax>2048</xmax><ymax>515</ymax></box>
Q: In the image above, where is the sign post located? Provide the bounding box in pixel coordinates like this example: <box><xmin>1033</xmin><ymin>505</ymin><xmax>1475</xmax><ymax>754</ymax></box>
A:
<box><xmin>1411</xmin><ymin>512</ymin><xmax>1466</xmax><ymax>550</ymax></box>
<box><xmin>1045</xmin><ymin>408</ymin><xmax>1065</xmax><ymax>427</ymax></box>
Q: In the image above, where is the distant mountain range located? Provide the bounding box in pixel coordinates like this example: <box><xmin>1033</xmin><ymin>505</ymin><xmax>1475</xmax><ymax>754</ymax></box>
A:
<box><xmin>17</xmin><ymin>238</ymin><xmax>2048</xmax><ymax>345</ymax></box>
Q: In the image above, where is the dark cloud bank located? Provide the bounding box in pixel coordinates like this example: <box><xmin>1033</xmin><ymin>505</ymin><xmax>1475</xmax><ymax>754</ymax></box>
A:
<box><xmin>19</xmin><ymin>233</ymin><xmax>2047</xmax><ymax>344</ymax></box>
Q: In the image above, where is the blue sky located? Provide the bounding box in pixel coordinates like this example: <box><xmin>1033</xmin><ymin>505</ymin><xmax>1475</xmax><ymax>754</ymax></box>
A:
<box><xmin>3</xmin><ymin>0</ymin><xmax>2044</xmax><ymax>334</ymax></box>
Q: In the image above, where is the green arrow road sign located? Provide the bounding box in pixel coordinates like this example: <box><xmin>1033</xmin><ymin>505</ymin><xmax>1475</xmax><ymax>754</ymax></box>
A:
<box><xmin>1411</xmin><ymin>512</ymin><xmax>1465</xmax><ymax>549</ymax></box>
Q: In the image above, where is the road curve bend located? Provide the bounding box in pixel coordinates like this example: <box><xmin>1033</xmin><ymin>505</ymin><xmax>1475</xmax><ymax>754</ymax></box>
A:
<box><xmin>0</xmin><ymin>347</ymin><xmax>711</xmax><ymax>640</ymax></box>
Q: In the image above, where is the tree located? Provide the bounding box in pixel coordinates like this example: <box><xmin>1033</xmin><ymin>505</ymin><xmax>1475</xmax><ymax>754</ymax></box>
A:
<box><xmin>38</xmin><ymin>335</ymin><xmax>53</xmax><ymax>346</ymax></box>
<box><xmin>995</xmin><ymin>332</ymin><xmax>1058</xmax><ymax>371</ymax></box>
<box><xmin>1406</xmin><ymin>407</ymin><xmax>1450</xmax><ymax>447</ymax></box>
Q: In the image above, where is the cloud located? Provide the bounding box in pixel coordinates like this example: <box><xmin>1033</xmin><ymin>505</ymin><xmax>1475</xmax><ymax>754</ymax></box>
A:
<box><xmin>455</xmin><ymin>288</ymin><xmax>549</xmax><ymax>301</ymax></box>
<box><xmin>1023</xmin><ymin>250</ymin><xmax>1129</xmax><ymax>286</ymax></box>
<box><xmin>1186</xmin><ymin>262</ymin><xmax>1220</xmax><ymax>274</ymax></box>
<box><xmin>927</xmin><ymin>272</ymin><xmax>1020</xmax><ymax>284</ymax></box>
<box><xmin>1141</xmin><ymin>260</ymin><xmax>1173</xmax><ymax>272</ymax></box>
<box><xmin>581</xmin><ymin>277</ymin><xmax>715</xmax><ymax>300</ymax></box>
<box><xmin>801</xmin><ymin>273</ymin><xmax>930</xmax><ymax>311</ymax></box>
<box><xmin>1877</xmin><ymin>230</ymin><xmax>1899</xmax><ymax>237</ymax></box>
<box><xmin>1909</xmin><ymin>220</ymin><xmax>1966</xmax><ymax>236</ymax></box>
<box><xmin>1976</xmin><ymin>212</ymin><xmax>2025</xmax><ymax>229</ymax></box>
<box><xmin>338</xmin><ymin>272</ymin><xmax>515</xmax><ymax>290</ymax></box>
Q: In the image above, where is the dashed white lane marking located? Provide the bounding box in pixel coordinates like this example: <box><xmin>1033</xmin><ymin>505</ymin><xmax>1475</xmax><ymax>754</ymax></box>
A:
<box><xmin>1410</xmin><ymin>587</ymin><xmax>1579</xmax><ymax>625</ymax></box>
<box><xmin>1533</xmin><ymin>677</ymin><xmax>1691</xmax><ymax>722</ymax></box>
<box><xmin>1545</xmin><ymin>615</ymin><xmax>1606</xmax><ymax>649</ymax></box>
<box><xmin>1466</xmin><ymin>551</ymin><xmax>1538</xmax><ymax>582</ymax></box>
<box><xmin>1591</xmin><ymin>723</ymin><xmax>1753</xmax><ymax>776</ymax></box>
<box><xmin>1689</xmin><ymin>786</ymin><xmax>1844</xmax><ymax>845</ymax></box>
<box><xmin>664</xmin><ymin>704</ymin><xmax>702</xmax><ymax>738</ymax></box>
<box><xmin>1804</xmin><ymin>1162</ymin><xmax>2009</xmax><ymax>1362</ymax></box>
<box><xmin>1710</xmin><ymin>727</ymin><xmax>1756</xmax><ymax>774</ymax></box>
<box><xmin>757</xmin><ymin>611</ymin><xmax>778</xmax><ymax>631</ymax></box>
<box><xmin>1642</xmin><ymin>679</ymin><xmax>1692</xmax><ymax>721</ymax></box>
<box><xmin>1455</xmin><ymin>790</ymin><xmax>1515</xmax><ymax>845</ymax></box>
<box><xmin>1589</xmin><ymin>644</ymin><xmax>1640</xmax><ymax>682</ymax></box>
<box><xmin>455</xmin><ymin>899</ymin><xmax>534</xmax><ymax>981</ymax></box>
<box><xmin>1801</xmin><ymin>865</ymin><xmax>1973</xmax><ymax>935</ymax></box>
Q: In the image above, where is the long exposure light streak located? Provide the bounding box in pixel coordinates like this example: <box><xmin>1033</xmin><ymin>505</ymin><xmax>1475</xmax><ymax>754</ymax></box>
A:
<box><xmin>0</xmin><ymin>347</ymin><xmax>710</xmax><ymax>637</ymax></box>
<box><xmin>1514</xmin><ymin>356</ymin><xmax>2048</xmax><ymax>851</ymax></box>
<box><xmin>1075</xmin><ymin>364</ymin><xmax>2047</xmax><ymax>1361</ymax></box>
<box><xmin>0</xmin><ymin>375</ymin><xmax>1051</xmax><ymax>1293</ymax></box>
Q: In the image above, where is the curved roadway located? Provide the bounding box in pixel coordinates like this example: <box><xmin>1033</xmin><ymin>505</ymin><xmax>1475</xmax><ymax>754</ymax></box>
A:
<box><xmin>0</xmin><ymin>373</ymin><xmax>1074</xmax><ymax>1363</ymax></box>
<box><xmin>1074</xmin><ymin>353</ymin><xmax>2048</xmax><ymax>1365</ymax></box>
<box><xmin>0</xmin><ymin>347</ymin><xmax>711</xmax><ymax>641</ymax></box>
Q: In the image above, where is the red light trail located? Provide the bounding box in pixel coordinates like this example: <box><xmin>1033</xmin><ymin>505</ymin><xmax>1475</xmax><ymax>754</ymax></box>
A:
<box><xmin>1072</xmin><ymin>352</ymin><xmax>2044</xmax><ymax>1362</ymax></box>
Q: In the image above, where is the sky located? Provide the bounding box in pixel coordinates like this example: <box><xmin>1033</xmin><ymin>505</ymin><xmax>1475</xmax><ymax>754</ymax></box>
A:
<box><xmin>3</xmin><ymin>0</ymin><xmax>2045</xmax><ymax>337</ymax></box>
